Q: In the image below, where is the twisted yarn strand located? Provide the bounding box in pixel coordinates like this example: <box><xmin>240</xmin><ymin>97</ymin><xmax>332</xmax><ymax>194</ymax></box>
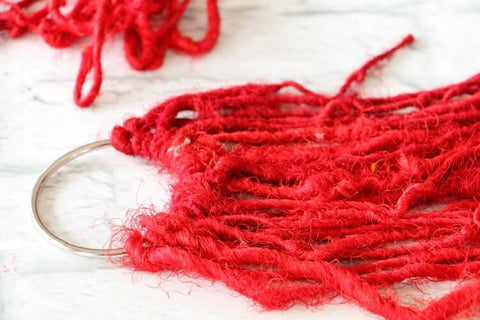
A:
<box><xmin>110</xmin><ymin>35</ymin><xmax>480</xmax><ymax>319</ymax></box>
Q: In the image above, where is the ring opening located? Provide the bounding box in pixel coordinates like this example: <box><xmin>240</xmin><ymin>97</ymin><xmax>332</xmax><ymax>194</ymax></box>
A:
<box><xmin>31</xmin><ymin>140</ymin><xmax>127</xmax><ymax>258</ymax></box>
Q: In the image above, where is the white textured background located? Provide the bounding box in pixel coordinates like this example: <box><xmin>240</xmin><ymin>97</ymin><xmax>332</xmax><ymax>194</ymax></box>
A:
<box><xmin>1</xmin><ymin>1</ymin><xmax>480</xmax><ymax>319</ymax></box>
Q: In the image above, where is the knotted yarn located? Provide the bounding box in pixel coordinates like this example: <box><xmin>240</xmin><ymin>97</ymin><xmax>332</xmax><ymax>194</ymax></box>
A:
<box><xmin>110</xmin><ymin>35</ymin><xmax>480</xmax><ymax>320</ymax></box>
<box><xmin>0</xmin><ymin>0</ymin><xmax>220</xmax><ymax>107</ymax></box>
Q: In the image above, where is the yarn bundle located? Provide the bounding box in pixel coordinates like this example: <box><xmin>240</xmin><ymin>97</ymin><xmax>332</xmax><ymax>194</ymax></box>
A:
<box><xmin>0</xmin><ymin>0</ymin><xmax>220</xmax><ymax>107</ymax></box>
<box><xmin>111</xmin><ymin>35</ymin><xmax>480</xmax><ymax>319</ymax></box>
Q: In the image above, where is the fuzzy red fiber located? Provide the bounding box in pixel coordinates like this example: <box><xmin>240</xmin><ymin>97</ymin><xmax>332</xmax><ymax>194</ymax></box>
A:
<box><xmin>0</xmin><ymin>0</ymin><xmax>220</xmax><ymax>107</ymax></box>
<box><xmin>110</xmin><ymin>35</ymin><xmax>480</xmax><ymax>319</ymax></box>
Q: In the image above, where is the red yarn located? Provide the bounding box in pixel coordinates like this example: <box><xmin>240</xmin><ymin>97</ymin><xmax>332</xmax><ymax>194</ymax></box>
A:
<box><xmin>111</xmin><ymin>35</ymin><xmax>480</xmax><ymax>319</ymax></box>
<box><xmin>0</xmin><ymin>0</ymin><xmax>220</xmax><ymax>107</ymax></box>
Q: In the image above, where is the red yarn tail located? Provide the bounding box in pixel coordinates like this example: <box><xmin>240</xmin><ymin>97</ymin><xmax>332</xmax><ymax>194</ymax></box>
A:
<box><xmin>337</xmin><ymin>34</ymin><xmax>415</xmax><ymax>96</ymax></box>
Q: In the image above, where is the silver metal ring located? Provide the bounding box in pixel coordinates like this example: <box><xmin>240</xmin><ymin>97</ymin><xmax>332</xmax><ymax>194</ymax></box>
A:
<box><xmin>31</xmin><ymin>140</ymin><xmax>127</xmax><ymax>258</ymax></box>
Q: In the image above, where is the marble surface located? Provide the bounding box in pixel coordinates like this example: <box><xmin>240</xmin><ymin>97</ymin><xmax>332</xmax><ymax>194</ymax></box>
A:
<box><xmin>2</xmin><ymin>1</ymin><xmax>480</xmax><ymax>319</ymax></box>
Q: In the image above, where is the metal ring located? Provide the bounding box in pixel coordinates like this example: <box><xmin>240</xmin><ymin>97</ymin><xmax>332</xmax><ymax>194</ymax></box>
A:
<box><xmin>31</xmin><ymin>140</ymin><xmax>127</xmax><ymax>258</ymax></box>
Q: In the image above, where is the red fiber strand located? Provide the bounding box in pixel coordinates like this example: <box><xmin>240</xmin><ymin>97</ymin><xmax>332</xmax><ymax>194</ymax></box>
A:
<box><xmin>0</xmin><ymin>0</ymin><xmax>220</xmax><ymax>107</ymax></box>
<box><xmin>110</xmin><ymin>35</ymin><xmax>480</xmax><ymax>319</ymax></box>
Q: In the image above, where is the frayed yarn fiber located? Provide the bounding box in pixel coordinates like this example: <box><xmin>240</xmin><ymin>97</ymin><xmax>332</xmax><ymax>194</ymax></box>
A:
<box><xmin>0</xmin><ymin>0</ymin><xmax>220</xmax><ymax>107</ymax></box>
<box><xmin>111</xmin><ymin>35</ymin><xmax>480</xmax><ymax>319</ymax></box>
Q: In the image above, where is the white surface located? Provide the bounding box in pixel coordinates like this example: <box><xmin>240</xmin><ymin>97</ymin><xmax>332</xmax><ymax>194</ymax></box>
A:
<box><xmin>1</xmin><ymin>1</ymin><xmax>480</xmax><ymax>319</ymax></box>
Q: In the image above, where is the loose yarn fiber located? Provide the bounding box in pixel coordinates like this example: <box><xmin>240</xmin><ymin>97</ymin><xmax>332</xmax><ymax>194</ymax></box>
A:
<box><xmin>111</xmin><ymin>35</ymin><xmax>480</xmax><ymax>319</ymax></box>
<box><xmin>0</xmin><ymin>0</ymin><xmax>220</xmax><ymax>107</ymax></box>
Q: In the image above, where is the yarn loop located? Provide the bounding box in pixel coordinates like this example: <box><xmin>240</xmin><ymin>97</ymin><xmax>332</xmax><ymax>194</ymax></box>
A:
<box><xmin>0</xmin><ymin>0</ymin><xmax>220</xmax><ymax>107</ymax></box>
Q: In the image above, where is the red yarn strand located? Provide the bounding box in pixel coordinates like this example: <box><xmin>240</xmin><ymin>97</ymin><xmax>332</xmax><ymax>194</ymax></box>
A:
<box><xmin>110</xmin><ymin>35</ymin><xmax>480</xmax><ymax>319</ymax></box>
<box><xmin>337</xmin><ymin>34</ymin><xmax>415</xmax><ymax>97</ymax></box>
<box><xmin>0</xmin><ymin>0</ymin><xmax>221</xmax><ymax>107</ymax></box>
